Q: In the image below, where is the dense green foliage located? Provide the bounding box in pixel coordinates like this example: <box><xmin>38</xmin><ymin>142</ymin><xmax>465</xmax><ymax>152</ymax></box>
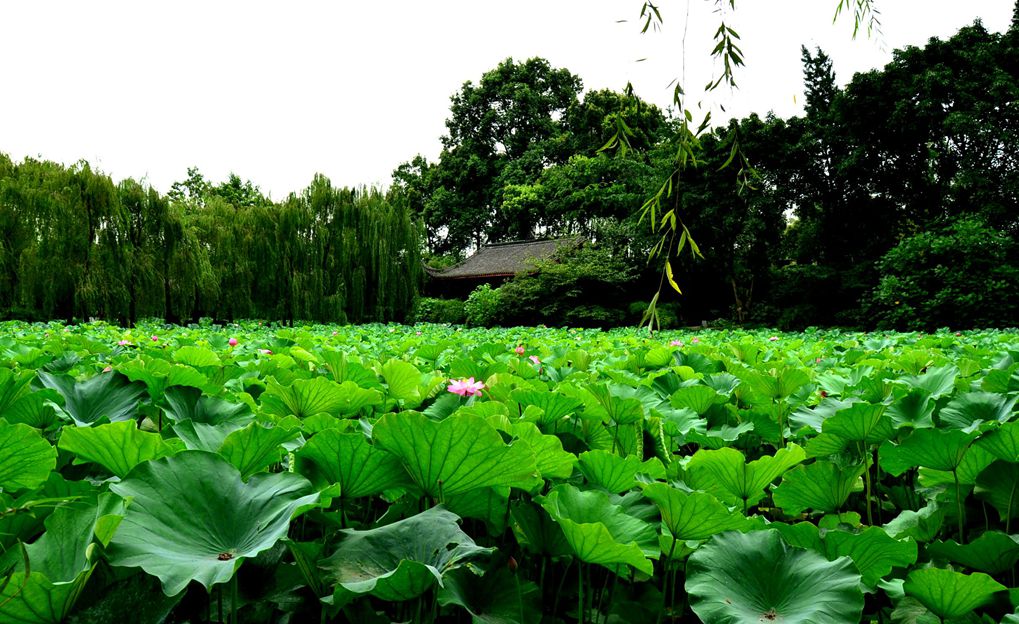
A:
<box><xmin>405</xmin><ymin>13</ymin><xmax>1019</xmax><ymax>330</ymax></box>
<box><xmin>2</xmin><ymin>321</ymin><xmax>1019</xmax><ymax>622</ymax></box>
<box><xmin>0</xmin><ymin>162</ymin><xmax>420</xmax><ymax>325</ymax></box>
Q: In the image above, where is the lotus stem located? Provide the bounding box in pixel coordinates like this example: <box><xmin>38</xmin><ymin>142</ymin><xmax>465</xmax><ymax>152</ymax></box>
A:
<box><xmin>1006</xmin><ymin>476</ymin><xmax>1016</xmax><ymax>535</ymax></box>
<box><xmin>861</xmin><ymin>443</ymin><xmax>873</xmax><ymax>525</ymax></box>
<box><xmin>230</xmin><ymin>573</ymin><xmax>239</xmax><ymax>624</ymax></box>
<box><xmin>953</xmin><ymin>468</ymin><xmax>965</xmax><ymax>544</ymax></box>
<box><xmin>578</xmin><ymin>562</ymin><xmax>585</xmax><ymax>624</ymax></box>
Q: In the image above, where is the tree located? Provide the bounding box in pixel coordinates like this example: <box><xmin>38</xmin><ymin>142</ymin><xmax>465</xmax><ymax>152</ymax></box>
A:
<box><xmin>399</xmin><ymin>57</ymin><xmax>584</xmax><ymax>253</ymax></box>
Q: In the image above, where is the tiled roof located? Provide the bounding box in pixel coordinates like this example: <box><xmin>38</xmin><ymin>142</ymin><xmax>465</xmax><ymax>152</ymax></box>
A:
<box><xmin>427</xmin><ymin>238</ymin><xmax>580</xmax><ymax>280</ymax></box>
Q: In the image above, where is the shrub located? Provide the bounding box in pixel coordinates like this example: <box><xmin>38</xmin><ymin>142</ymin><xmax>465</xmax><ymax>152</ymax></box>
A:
<box><xmin>464</xmin><ymin>284</ymin><xmax>501</xmax><ymax>327</ymax></box>
<box><xmin>410</xmin><ymin>297</ymin><xmax>466</xmax><ymax>324</ymax></box>
<box><xmin>495</xmin><ymin>243</ymin><xmax>636</xmax><ymax>327</ymax></box>
<box><xmin>869</xmin><ymin>217</ymin><xmax>1019</xmax><ymax>330</ymax></box>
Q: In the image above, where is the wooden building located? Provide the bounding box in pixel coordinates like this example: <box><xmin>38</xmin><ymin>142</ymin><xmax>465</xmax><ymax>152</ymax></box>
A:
<box><xmin>424</xmin><ymin>238</ymin><xmax>580</xmax><ymax>298</ymax></box>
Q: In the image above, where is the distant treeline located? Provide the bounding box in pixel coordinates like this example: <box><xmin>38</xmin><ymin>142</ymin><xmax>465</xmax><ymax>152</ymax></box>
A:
<box><xmin>0</xmin><ymin>159</ymin><xmax>420</xmax><ymax>325</ymax></box>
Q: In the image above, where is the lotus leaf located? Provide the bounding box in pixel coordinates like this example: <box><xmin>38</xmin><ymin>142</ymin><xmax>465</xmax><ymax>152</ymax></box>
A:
<box><xmin>0</xmin><ymin>421</ymin><xmax>56</xmax><ymax>492</ymax></box>
<box><xmin>437</xmin><ymin>565</ymin><xmax>541</xmax><ymax>624</ymax></box>
<box><xmin>58</xmin><ymin>421</ymin><xmax>174</xmax><ymax>478</ymax></box>
<box><xmin>107</xmin><ymin>451</ymin><xmax>319</xmax><ymax>595</ymax></box>
<box><xmin>36</xmin><ymin>371</ymin><xmax>146</xmax><ymax>426</ymax></box>
<box><xmin>684</xmin><ymin>444</ymin><xmax>806</xmax><ymax>510</ymax></box>
<box><xmin>773</xmin><ymin>460</ymin><xmax>866</xmax><ymax>515</ymax></box>
<box><xmin>642</xmin><ymin>483</ymin><xmax>750</xmax><ymax>541</ymax></box>
<box><xmin>926</xmin><ymin>531</ymin><xmax>1019</xmax><ymax>574</ymax></box>
<box><xmin>903</xmin><ymin>568</ymin><xmax>1005</xmax><ymax>619</ymax></box>
<box><xmin>296</xmin><ymin>428</ymin><xmax>408</xmax><ymax>497</ymax></box>
<box><xmin>372</xmin><ymin>411</ymin><xmax>537</xmax><ymax>499</ymax></box>
<box><xmin>321</xmin><ymin>506</ymin><xmax>491</xmax><ymax>602</ymax></box>
<box><xmin>685</xmin><ymin>530</ymin><xmax>865</xmax><ymax>623</ymax></box>
<box><xmin>260</xmin><ymin>376</ymin><xmax>381</xmax><ymax>419</ymax></box>
<box><xmin>538</xmin><ymin>484</ymin><xmax>658</xmax><ymax>575</ymax></box>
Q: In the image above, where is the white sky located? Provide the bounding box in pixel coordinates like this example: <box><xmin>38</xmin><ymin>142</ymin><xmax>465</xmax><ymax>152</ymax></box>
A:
<box><xmin>0</xmin><ymin>1</ymin><xmax>1012</xmax><ymax>199</ymax></box>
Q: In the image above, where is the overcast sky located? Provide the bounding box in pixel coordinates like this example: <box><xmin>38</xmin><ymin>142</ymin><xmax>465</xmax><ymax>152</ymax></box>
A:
<box><xmin>0</xmin><ymin>1</ymin><xmax>1012</xmax><ymax>199</ymax></box>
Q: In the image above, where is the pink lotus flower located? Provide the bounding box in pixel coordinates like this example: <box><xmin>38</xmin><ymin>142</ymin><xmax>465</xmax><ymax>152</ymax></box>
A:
<box><xmin>228</xmin><ymin>337</ymin><xmax>238</xmax><ymax>347</ymax></box>
<box><xmin>669</xmin><ymin>340</ymin><xmax>683</xmax><ymax>347</ymax></box>
<box><xmin>690</xmin><ymin>337</ymin><xmax>700</xmax><ymax>344</ymax></box>
<box><xmin>529</xmin><ymin>355</ymin><xmax>541</xmax><ymax>366</ymax></box>
<box><xmin>150</xmin><ymin>335</ymin><xmax>158</xmax><ymax>342</ymax></box>
<box><xmin>260</xmin><ymin>349</ymin><xmax>273</xmax><ymax>355</ymax></box>
<box><xmin>118</xmin><ymin>339</ymin><xmax>131</xmax><ymax>346</ymax></box>
<box><xmin>515</xmin><ymin>345</ymin><xmax>526</xmax><ymax>355</ymax></box>
<box><xmin>955</xmin><ymin>332</ymin><xmax>962</xmax><ymax>337</ymax></box>
<box><xmin>769</xmin><ymin>336</ymin><xmax>779</xmax><ymax>342</ymax></box>
<box><xmin>816</xmin><ymin>357</ymin><xmax>822</xmax><ymax>364</ymax></box>
<box><xmin>416</xmin><ymin>331</ymin><xmax>422</xmax><ymax>336</ymax></box>
<box><xmin>447</xmin><ymin>377</ymin><xmax>485</xmax><ymax>397</ymax></box>
<box><xmin>102</xmin><ymin>366</ymin><xmax>113</xmax><ymax>373</ymax></box>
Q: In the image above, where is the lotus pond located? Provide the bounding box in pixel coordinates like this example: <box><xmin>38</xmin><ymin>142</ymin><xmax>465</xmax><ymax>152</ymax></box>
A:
<box><xmin>1</xmin><ymin>320</ymin><xmax>1019</xmax><ymax>623</ymax></box>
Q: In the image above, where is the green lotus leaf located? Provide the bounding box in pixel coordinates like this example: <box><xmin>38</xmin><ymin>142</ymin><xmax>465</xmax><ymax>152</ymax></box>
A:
<box><xmin>919</xmin><ymin>445</ymin><xmax>996</xmax><ymax>489</ymax></box>
<box><xmin>171</xmin><ymin>345</ymin><xmax>221</xmax><ymax>368</ymax></box>
<box><xmin>974</xmin><ymin>460</ymin><xmax>1019</xmax><ymax>522</ymax></box>
<box><xmin>685</xmin><ymin>421</ymin><xmax>755</xmax><ymax>449</ymax></box>
<box><xmin>372</xmin><ymin>411</ymin><xmax>537</xmax><ymax>499</ymax></box>
<box><xmin>743</xmin><ymin>367</ymin><xmax>811</xmax><ymax>402</ymax></box>
<box><xmin>903</xmin><ymin>568</ymin><xmax>1005</xmax><ymax>619</ymax></box>
<box><xmin>939</xmin><ymin>392</ymin><xmax>1018</xmax><ymax>432</ymax></box>
<box><xmin>822</xmin><ymin>402</ymin><xmax>894</xmax><ymax>445</ymax></box>
<box><xmin>321</xmin><ymin>506</ymin><xmax>491</xmax><ymax>602</ymax></box>
<box><xmin>295</xmin><ymin>428</ymin><xmax>409</xmax><ymax>497</ymax></box>
<box><xmin>119</xmin><ymin>358</ymin><xmax>209</xmax><ymax>397</ymax></box>
<box><xmin>791</xmin><ymin>397</ymin><xmax>856</xmax><ymax>432</ymax></box>
<box><xmin>976</xmin><ymin>420</ymin><xmax>1019</xmax><ymax>463</ymax></box>
<box><xmin>926</xmin><ymin>531</ymin><xmax>1019</xmax><ymax>574</ymax></box>
<box><xmin>0</xmin><ymin>493</ymin><xmax>125</xmax><ymax>624</ymax></box>
<box><xmin>58</xmin><ymin>421</ymin><xmax>174</xmax><ymax>478</ymax></box>
<box><xmin>0</xmin><ymin>421</ymin><xmax>57</xmax><ymax>492</ymax></box>
<box><xmin>899</xmin><ymin>365</ymin><xmax>959</xmax><ymax>399</ymax></box>
<box><xmin>884</xmin><ymin>503</ymin><xmax>945</xmax><ymax>542</ymax></box>
<box><xmin>669</xmin><ymin>385</ymin><xmax>720</xmax><ymax>415</ymax></box>
<box><xmin>381</xmin><ymin>359</ymin><xmax>438</xmax><ymax>409</ymax></box>
<box><xmin>773</xmin><ymin>460</ymin><xmax>866</xmax><ymax>515</ymax></box>
<box><xmin>983</xmin><ymin>366</ymin><xmax>1019</xmax><ymax>394</ymax></box>
<box><xmin>260</xmin><ymin>377</ymin><xmax>381</xmax><ymax>419</ymax></box>
<box><xmin>879</xmin><ymin>428</ymin><xmax>978</xmax><ymax>476</ymax></box>
<box><xmin>36</xmin><ymin>371</ymin><xmax>146</xmax><ymax>426</ymax></box>
<box><xmin>172</xmin><ymin>419</ymin><xmax>245</xmax><ymax>452</ymax></box>
<box><xmin>887</xmin><ymin>389</ymin><xmax>935</xmax><ymax>429</ymax></box>
<box><xmin>538</xmin><ymin>484</ymin><xmax>658</xmax><ymax>576</ymax></box>
<box><xmin>775</xmin><ymin>522</ymin><xmax>918</xmax><ymax>587</ymax></box>
<box><xmin>655</xmin><ymin>406</ymin><xmax>706</xmax><ymax>438</ymax></box>
<box><xmin>0</xmin><ymin>371</ymin><xmax>58</xmax><ymax>429</ymax></box>
<box><xmin>642</xmin><ymin>483</ymin><xmax>750</xmax><ymax>541</ymax></box>
<box><xmin>107</xmin><ymin>450</ymin><xmax>319</xmax><ymax>596</ymax></box>
<box><xmin>509</xmin><ymin>389</ymin><xmax>583</xmax><ymax>426</ymax></box>
<box><xmin>577</xmin><ymin>450</ymin><xmax>643</xmax><ymax>493</ymax></box>
<box><xmin>162</xmin><ymin>385</ymin><xmax>251</xmax><ymax>425</ymax></box>
<box><xmin>219</xmin><ymin>421</ymin><xmax>301</xmax><ymax>479</ymax></box>
<box><xmin>0</xmin><ymin>368</ymin><xmax>33</xmax><ymax>413</ymax></box>
<box><xmin>583</xmin><ymin>383</ymin><xmax>644</xmax><ymax>425</ymax></box>
<box><xmin>445</xmin><ymin>487</ymin><xmax>511</xmax><ymax>534</ymax></box>
<box><xmin>685</xmin><ymin>530</ymin><xmax>864</xmax><ymax>624</ymax></box>
<box><xmin>509</xmin><ymin>500</ymin><xmax>571</xmax><ymax>558</ymax></box>
<box><xmin>684</xmin><ymin>444</ymin><xmax>806</xmax><ymax>510</ymax></box>
<box><xmin>437</xmin><ymin>565</ymin><xmax>541</xmax><ymax>624</ymax></box>
<box><xmin>508</xmin><ymin>422</ymin><xmax>575</xmax><ymax>480</ymax></box>
<box><xmin>1</xmin><ymin>390</ymin><xmax>59</xmax><ymax>430</ymax></box>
